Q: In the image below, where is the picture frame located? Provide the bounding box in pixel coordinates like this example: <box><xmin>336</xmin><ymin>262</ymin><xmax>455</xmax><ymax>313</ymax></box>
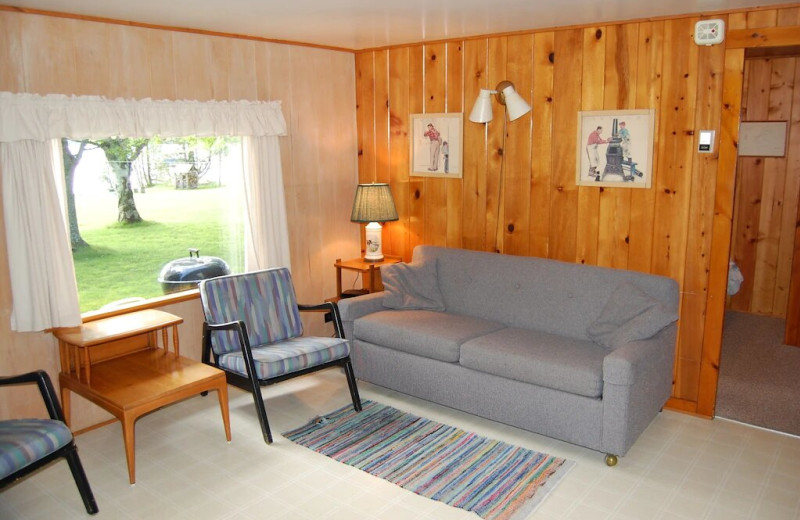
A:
<box><xmin>576</xmin><ymin>109</ymin><xmax>655</xmax><ymax>188</ymax></box>
<box><xmin>738</xmin><ymin>121</ymin><xmax>788</xmax><ymax>157</ymax></box>
<box><xmin>410</xmin><ymin>113</ymin><xmax>463</xmax><ymax>178</ymax></box>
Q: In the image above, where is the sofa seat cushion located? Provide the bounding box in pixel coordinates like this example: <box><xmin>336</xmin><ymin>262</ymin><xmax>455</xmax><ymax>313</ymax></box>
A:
<box><xmin>354</xmin><ymin>310</ymin><xmax>505</xmax><ymax>363</ymax></box>
<box><xmin>460</xmin><ymin>328</ymin><xmax>607</xmax><ymax>398</ymax></box>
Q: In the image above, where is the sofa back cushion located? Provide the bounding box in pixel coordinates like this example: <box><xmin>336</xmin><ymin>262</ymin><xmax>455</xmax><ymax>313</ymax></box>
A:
<box><xmin>381</xmin><ymin>258</ymin><xmax>445</xmax><ymax>311</ymax></box>
<box><xmin>586</xmin><ymin>282</ymin><xmax>679</xmax><ymax>350</ymax></box>
<box><xmin>412</xmin><ymin>245</ymin><xmax>679</xmax><ymax>341</ymax></box>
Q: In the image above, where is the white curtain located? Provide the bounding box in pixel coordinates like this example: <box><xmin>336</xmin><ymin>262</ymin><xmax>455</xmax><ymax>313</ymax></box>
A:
<box><xmin>242</xmin><ymin>136</ymin><xmax>291</xmax><ymax>271</ymax></box>
<box><xmin>0</xmin><ymin>141</ymin><xmax>82</xmax><ymax>330</ymax></box>
<box><xmin>0</xmin><ymin>92</ymin><xmax>288</xmax><ymax>332</ymax></box>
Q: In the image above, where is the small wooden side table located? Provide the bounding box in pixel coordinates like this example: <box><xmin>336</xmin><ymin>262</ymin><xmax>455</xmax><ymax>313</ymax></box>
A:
<box><xmin>334</xmin><ymin>255</ymin><xmax>403</xmax><ymax>299</ymax></box>
<box><xmin>55</xmin><ymin>309</ymin><xmax>231</xmax><ymax>484</ymax></box>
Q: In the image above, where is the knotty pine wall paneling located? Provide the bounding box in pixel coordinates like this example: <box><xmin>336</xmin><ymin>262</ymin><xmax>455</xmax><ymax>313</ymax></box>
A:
<box><xmin>600</xmin><ymin>24</ymin><xmax>638</xmax><ymax>271</ymax></box>
<box><xmin>446</xmin><ymin>41</ymin><xmax>465</xmax><ymax>249</ymax></box>
<box><xmin>484</xmin><ymin>38</ymin><xmax>507</xmax><ymax>254</ymax></box>
<box><xmin>408</xmin><ymin>46</ymin><xmax>426</xmax><ymax>257</ymax></box>
<box><xmin>354</xmin><ymin>5</ymin><xmax>800</xmax><ymax>416</ymax></box>
<box><xmin>423</xmin><ymin>43</ymin><xmax>447</xmax><ymax>248</ymax></box>
<box><xmin>627</xmin><ymin>21</ymin><xmax>664</xmax><ymax>274</ymax></box>
<box><xmin>656</xmin><ymin>17</ymin><xmax>701</xmax><ymax>402</ymax></box>
<box><xmin>677</xmin><ymin>30</ymin><xmax>726</xmax><ymax>403</ymax></box>
<box><xmin>462</xmin><ymin>39</ymin><xmax>489</xmax><ymax>253</ymax></box>
<box><xmin>550</xmin><ymin>29</ymin><xmax>583</xmax><ymax>263</ymax></box>
<box><xmin>388</xmin><ymin>48</ymin><xmax>411</xmax><ymax>262</ymax></box>
<box><xmin>0</xmin><ymin>10</ymin><xmax>359</xmax><ymax>427</ymax></box>
<box><xmin>771</xmin><ymin>58</ymin><xmax>800</xmax><ymax>318</ymax></box>
<box><xmin>530</xmin><ymin>33</ymin><xmax>555</xmax><ymax>259</ymax></box>
<box><xmin>576</xmin><ymin>26</ymin><xmax>606</xmax><ymax>268</ymax></box>
<box><xmin>753</xmin><ymin>57</ymin><xmax>793</xmax><ymax>316</ymax></box>
<box><xmin>502</xmin><ymin>35</ymin><xmax>533</xmax><ymax>257</ymax></box>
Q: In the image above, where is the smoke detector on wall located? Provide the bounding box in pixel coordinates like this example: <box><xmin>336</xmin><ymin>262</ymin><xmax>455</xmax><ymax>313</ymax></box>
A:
<box><xmin>694</xmin><ymin>19</ymin><xmax>726</xmax><ymax>46</ymax></box>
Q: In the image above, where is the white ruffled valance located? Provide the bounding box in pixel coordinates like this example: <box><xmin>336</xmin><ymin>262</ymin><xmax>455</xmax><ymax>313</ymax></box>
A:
<box><xmin>0</xmin><ymin>92</ymin><xmax>287</xmax><ymax>142</ymax></box>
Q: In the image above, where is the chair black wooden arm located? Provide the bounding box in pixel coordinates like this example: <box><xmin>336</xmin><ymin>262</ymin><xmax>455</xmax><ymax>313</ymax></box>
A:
<box><xmin>0</xmin><ymin>370</ymin><xmax>99</xmax><ymax>515</ymax></box>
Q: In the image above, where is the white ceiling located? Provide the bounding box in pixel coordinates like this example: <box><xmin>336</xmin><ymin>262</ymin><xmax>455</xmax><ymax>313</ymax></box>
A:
<box><xmin>7</xmin><ymin>0</ymin><xmax>797</xmax><ymax>50</ymax></box>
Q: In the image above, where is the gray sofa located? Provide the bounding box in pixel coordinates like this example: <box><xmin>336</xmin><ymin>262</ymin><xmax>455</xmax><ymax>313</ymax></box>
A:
<box><xmin>338</xmin><ymin>245</ymin><xmax>679</xmax><ymax>465</ymax></box>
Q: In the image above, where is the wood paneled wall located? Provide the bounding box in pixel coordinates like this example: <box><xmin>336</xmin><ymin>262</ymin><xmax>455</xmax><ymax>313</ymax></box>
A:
<box><xmin>0</xmin><ymin>10</ymin><xmax>360</xmax><ymax>427</ymax></box>
<box><xmin>355</xmin><ymin>6</ymin><xmax>800</xmax><ymax>415</ymax></box>
<box><xmin>729</xmin><ymin>55</ymin><xmax>800</xmax><ymax>318</ymax></box>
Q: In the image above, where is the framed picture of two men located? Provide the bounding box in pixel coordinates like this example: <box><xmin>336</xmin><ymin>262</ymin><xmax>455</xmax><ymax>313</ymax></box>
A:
<box><xmin>576</xmin><ymin>109</ymin><xmax>655</xmax><ymax>188</ymax></box>
<box><xmin>410</xmin><ymin>113</ymin><xmax>463</xmax><ymax>178</ymax></box>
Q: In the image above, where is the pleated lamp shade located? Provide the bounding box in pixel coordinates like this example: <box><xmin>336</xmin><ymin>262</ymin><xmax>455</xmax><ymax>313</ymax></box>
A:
<box><xmin>350</xmin><ymin>183</ymin><xmax>398</xmax><ymax>223</ymax></box>
<box><xmin>350</xmin><ymin>183</ymin><xmax>398</xmax><ymax>262</ymax></box>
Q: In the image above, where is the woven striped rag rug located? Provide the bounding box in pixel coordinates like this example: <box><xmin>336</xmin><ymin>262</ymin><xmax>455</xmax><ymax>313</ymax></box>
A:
<box><xmin>283</xmin><ymin>400</ymin><xmax>575</xmax><ymax>520</ymax></box>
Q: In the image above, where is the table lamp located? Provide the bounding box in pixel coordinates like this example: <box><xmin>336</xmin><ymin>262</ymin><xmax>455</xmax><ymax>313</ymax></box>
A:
<box><xmin>350</xmin><ymin>183</ymin><xmax>399</xmax><ymax>262</ymax></box>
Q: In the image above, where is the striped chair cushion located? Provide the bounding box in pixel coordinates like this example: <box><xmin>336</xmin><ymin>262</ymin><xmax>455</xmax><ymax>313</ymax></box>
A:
<box><xmin>200</xmin><ymin>268</ymin><xmax>304</xmax><ymax>355</ymax></box>
<box><xmin>0</xmin><ymin>419</ymin><xmax>73</xmax><ymax>479</ymax></box>
<box><xmin>218</xmin><ymin>336</ymin><xmax>350</xmax><ymax>380</ymax></box>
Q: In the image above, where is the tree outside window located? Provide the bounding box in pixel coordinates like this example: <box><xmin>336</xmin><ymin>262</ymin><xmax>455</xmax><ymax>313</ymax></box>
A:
<box><xmin>63</xmin><ymin>136</ymin><xmax>245</xmax><ymax>312</ymax></box>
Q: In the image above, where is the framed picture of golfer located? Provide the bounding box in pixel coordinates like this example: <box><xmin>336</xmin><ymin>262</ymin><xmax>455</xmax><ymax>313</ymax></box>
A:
<box><xmin>410</xmin><ymin>113</ymin><xmax>463</xmax><ymax>178</ymax></box>
<box><xmin>576</xmin><ymin>109</ymin><xmax>655</xmax><ymax>188</ymax></box>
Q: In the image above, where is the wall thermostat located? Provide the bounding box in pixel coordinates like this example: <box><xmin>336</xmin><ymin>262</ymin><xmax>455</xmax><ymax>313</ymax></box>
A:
<box><xmin>698</xmin><ymin>130</ymin><xmax>715</xmax><ymax>153</ymax></box>
<box><xmin>694</xmin><ymin>19</ymin><xmax>725</xmax><ymax>46</ymax></box>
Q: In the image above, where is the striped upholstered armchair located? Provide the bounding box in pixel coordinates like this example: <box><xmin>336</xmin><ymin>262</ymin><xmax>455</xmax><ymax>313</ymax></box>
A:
<box><xmin>199</xmin><ymin>267</ymin><xmax>362</xmax><ymax>443</ymax></box>
<box><xmin>0</xmin><ymin>370</ymin><xmax>98</xmax><ymax>514</ymax></box>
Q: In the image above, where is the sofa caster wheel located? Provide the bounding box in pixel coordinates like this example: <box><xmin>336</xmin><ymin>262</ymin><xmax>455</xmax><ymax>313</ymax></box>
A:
<box><xmin>605</xmin><ymin>454</ymin><xmax>618</xmax><ymax>467</ymax></box>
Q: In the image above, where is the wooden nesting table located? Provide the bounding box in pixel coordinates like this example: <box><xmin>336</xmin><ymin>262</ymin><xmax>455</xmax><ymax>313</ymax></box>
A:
<box><xmin>333</xmin><ymin>255</ymin><xmax>403</xmax><ymax>299</ymax></box>
<box><xmin>55</xmin><ymin>309</ymin><xmax>231</xmax><ymax>484</ymax></box>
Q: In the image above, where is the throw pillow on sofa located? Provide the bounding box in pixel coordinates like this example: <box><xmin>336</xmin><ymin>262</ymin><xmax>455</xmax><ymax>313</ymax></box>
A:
<box><xmin>381</xmin><ymin>258</ymin><xmax>446</xmax><ymax>311</ymax></box>
<box><xmin>586</xmin><ymin>281</ymin><xmax>678</xmax><ymax>351</ymax></box>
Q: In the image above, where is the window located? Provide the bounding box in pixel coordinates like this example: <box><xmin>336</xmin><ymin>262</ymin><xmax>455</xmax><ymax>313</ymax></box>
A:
<box><xmin>1</xmin><ymin>92</ymin><xmax>288</xmax><ymax>332</ymax></box>
<box><xmin>63</xmin><ymin>136</ymin><xmax>245</xmax><ymax>312</ymax></box>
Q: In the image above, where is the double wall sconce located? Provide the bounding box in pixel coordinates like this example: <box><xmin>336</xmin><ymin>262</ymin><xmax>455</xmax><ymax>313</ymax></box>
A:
<box><xmin>468</xmin><ymin>81</ymin><xmax>531</xmax><ymax>123</ymax></box>
<box><xmin>467</xmin><ymin>80</ymin><xmax>532</xmax><ymax>254</ymax></box>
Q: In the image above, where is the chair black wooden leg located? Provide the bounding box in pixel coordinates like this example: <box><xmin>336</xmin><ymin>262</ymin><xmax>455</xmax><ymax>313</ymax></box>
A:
<box><xmin>64</xmin><ymin>443</ymin><xmax>99</xmax><ymax>515</ymax></box>
<box><xmin>249</xmin><ymin>383</ymin><xmax>273</xmax><ymax>444</ymax></box>
<box><xmin>343</xmin><ymin>359</ymin><xmax>362</xmax><ymax>412</ymax></box>
<box><xmin>232</xmin><ymin>321</ymin><xmax>274</xmax><ymax>444</ymax></box>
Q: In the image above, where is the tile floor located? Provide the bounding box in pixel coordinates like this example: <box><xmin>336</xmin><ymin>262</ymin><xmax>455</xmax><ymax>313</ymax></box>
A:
<box><xmin>2</xmin><ymin>371</ymin><xmax>799</xmax><ymax>520</ymax></box>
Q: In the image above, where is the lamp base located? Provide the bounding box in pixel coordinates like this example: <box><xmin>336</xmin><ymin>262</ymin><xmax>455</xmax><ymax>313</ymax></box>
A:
<box><xmin>363</xmin><ymin>222</ymin><xmax>384</xmax><ymax>262</ymax></box>
<box><xmin>363</xmin><ymin>253</ymin><xmax>384</xmax><ymax>262</ymax></box>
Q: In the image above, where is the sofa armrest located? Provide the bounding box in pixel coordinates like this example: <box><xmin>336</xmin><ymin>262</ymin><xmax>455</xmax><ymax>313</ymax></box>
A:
<box><xmin>601</xmin><ymin>323</ymin><xmax>677</xmax><ymax>456</ymax></box>
<box><xmin>337</xmin><ymin>292</ymin><xmax>385</xmax><ymax>321</ymax></box>
<box><xmin>337</xmin><ymin>292</ymin><xmax>385</xmax><ymax>340</ymax></box>
<box><xmin>602</xmin><ymin>324</ymin><xmax>677</xmax><ymax>386</ymax></box>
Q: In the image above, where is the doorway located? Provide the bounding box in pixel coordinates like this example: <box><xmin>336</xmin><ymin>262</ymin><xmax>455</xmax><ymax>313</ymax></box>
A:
<box><xmin>715</xmin><ymin>50</ymin><xmax>800</xmax><ymax>435</ymax></box>
<box><xmin>727</xmin><ymin>52</ymin><xmax>799</xmax><ymax>328</ymax></box>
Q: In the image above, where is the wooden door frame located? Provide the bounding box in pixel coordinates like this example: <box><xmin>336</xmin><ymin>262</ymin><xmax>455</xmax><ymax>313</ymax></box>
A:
<box><xmin>697</xmin><ymin>26</ymin><xmax>800</xmax><ymax>417</ymax></box>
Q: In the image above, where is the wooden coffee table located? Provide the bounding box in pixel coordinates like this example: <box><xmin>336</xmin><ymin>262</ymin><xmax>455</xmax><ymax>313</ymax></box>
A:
<box><xmin>55</xmin><ymin>309</ymin><xmax>231</xmax><ymax>484</ymax></box>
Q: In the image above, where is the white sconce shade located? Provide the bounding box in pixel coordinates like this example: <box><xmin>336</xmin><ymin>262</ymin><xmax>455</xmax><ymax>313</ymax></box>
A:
<box><xmin>467</xmin><ymin>81</ymin><xmax>531</xmax><ymax>124</ymax></box>
<box><xmin>500</xmin><ymin>84</ymin><xmax>532</xmax><ymax>121</ymax></box>
<box><xmin>469</xmin><ymin>89</ymin><xmax>494</xmax><ymax>123</ymax></box>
